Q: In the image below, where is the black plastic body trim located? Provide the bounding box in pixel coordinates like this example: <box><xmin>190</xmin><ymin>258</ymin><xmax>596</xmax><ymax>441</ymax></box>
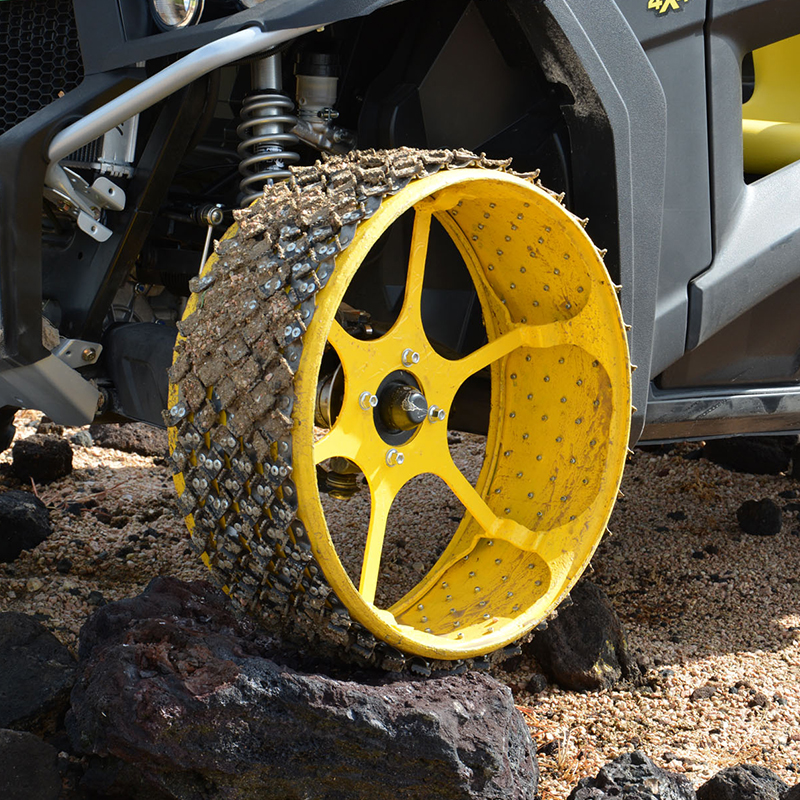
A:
<box><xmin>685</xmin><ymin>0</ymin><xmax>800</xmax><ymax>350</ymax></box>
<box><xmin>508</xmin><ymin>0</ymin><xmax>667</xmax><ymax>443</ymax></box>
<box><xmin>76</xmin><ymin>0</ymin><xmax>403</xmax><ymax>74</ymax></box>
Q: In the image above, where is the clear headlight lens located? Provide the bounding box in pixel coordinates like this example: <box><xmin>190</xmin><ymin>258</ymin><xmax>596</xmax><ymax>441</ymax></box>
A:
<box><xmin>149</xmin><ymin>0</ymin><xmax>205</xmax><ymax>30</ymax></box>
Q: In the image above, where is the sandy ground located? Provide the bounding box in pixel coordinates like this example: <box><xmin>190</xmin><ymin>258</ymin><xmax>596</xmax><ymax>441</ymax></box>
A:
<box><xmin>0</xmin><ymin>410</ymin><xmax>797</xmax><ymax>799</ymax></box>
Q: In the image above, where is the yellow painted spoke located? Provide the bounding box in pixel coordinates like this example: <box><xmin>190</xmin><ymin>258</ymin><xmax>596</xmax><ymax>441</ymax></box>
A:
<box><xmin>400</xmin><ymin>207</ymin><xmax>432</xmax><ymax>323</ymax></box>
<box><xmin>358</xmin><ymin>480</ymin><xmax>395</xmax><ymax>604</ymax></box>
<box><xmin>450</xmin><ymin>320</ymin><xmax>575</xmax><ymax>385</ymax></box>
<box><xmin>434</xmin><ymin>457</ymin><xmax>541</xmax><ymax>552</ymax></box>
<box><xmin>451</xmin><ymin>327</ymin><xmax>527</xmax><ymax>385</ymax></box>
<box><xmin>327</xmin><ymin>319</ymin><xmax>362</xmax><ymax>358</ymax></box>
<box><xmin>434</xmin><ymin>457</ymin><xmax>499</xmax><ymax>534</ymax></box>
<box><xmin>313</xmin><ymin>426</ymin><xmax>357</xmax><ymax>465</ymax></box>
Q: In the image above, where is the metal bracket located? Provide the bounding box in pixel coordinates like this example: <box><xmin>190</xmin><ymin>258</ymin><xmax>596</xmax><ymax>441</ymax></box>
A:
<box><xmin>52</xmin><ymin>338</ymin><xmax>103</xmax><ymax>368</ymax></box>
<box><xmin>44</xmin><ymin>162</ymin><xmax>126</xmax><ymax>242</ymax></box>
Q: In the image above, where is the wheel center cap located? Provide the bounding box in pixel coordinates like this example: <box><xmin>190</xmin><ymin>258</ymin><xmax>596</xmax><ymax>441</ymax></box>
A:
<box><xmin>379</xmin><ymin>383</ymin><xmax>429</xmax><ymax>432</ymax></box>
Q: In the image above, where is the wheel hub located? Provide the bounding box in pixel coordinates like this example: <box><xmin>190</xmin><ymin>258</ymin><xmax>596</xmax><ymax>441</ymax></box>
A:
<box><xmin>379</xmin><ymin>382</ymin><xmax>429</xmax><ymax>432</ymax></box>
<box><xmin>371</xmin><ymin>370</ymin><xmax>427</xmax><ymax>446</ymax></box>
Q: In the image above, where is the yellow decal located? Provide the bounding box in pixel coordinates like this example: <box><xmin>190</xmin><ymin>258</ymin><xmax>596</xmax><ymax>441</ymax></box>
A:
<box><xmin>648</xmin><ymin>0</ymin><xmax>690</xmax><ymax>15</ymax></box>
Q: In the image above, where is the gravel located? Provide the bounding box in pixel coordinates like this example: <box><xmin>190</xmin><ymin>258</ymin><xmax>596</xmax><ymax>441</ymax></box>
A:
<box><xmin>0</xmin><ymin>411</ymin><xmax>798</xmax><ymax>799</ymax></box>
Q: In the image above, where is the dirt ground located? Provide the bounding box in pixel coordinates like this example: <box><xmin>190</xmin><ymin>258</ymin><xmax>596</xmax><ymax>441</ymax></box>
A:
<box><xmin>0</xmin><ymin>410</ymin><xmax>797</xmax><ymax>799</ymax></box>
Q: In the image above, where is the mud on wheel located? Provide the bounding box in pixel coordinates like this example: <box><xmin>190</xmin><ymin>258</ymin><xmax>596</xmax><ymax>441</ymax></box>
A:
<box><xmin>166</xmin><ymin>147</ymin><xmax>631</xmax><ymax>670</ymax></box>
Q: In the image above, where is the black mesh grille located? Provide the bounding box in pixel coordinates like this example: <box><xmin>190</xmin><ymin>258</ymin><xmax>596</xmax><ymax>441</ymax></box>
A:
<box><xmin>0</xmin><ymin>0</ymin><xmax>84</xmax><ymax>137</ymax></box>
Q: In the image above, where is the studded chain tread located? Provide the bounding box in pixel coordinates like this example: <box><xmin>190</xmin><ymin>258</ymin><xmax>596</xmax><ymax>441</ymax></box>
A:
<box><xmin>167</xmin><ymin>147</ymin><xmax>549</xmax><ymax>674</ymax></box>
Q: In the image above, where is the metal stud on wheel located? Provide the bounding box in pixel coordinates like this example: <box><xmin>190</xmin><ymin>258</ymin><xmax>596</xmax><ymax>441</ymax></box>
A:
<box><xmin>167</xmin><ymin>148</ymin><xmax>631</xmax><ymax>665</ymax></box>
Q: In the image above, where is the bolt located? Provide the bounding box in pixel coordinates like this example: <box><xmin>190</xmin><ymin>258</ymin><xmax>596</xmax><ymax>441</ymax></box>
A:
<box><xmin>428</xmin><ymin>405</ymin><xmax>446</xmax><ymax>423</ymax></box>
<box><xmin>81</xmin><ymin>347</ymin><xmax>97</xmax><ymax>362</ymax></box>
<box><xmin>401</xmin><ymin>348</ymin><xmax>420</xmax><ymax>367</ymax></box>
<box><xmin>386</xmin><ymin>448</ymin><xmax>405</xmax><ymax>467</ymax></box>
<box><xmin>359</xmin><ymin>391</ymin><xmax>378</xmax><ymax>410</ymax></box>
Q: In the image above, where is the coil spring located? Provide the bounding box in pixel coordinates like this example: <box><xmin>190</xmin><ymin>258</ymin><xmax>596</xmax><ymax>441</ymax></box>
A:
<box><xmin>237</xmin><ymin>92</ymin><xmax>300</xmax><ymax>207</ymax></box>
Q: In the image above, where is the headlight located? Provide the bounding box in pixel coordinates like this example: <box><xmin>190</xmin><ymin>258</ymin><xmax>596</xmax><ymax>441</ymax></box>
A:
<box><xmin>149</xmin><ymin>0</ymin><xmax>205</xmax><ymax>30</ymax></box>
<box><xmin>148</xmin><ymin>0</ymin><xmax>267</xmax><ymax>30</ymax></box>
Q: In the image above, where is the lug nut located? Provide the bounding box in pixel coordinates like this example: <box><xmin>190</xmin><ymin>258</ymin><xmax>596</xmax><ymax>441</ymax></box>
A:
<box><xmin>428</xmin><ymin>405</ymin><xmax>446</xmax><ymax>423</ymax></box>
<box><xmin>401</xmin><ymin>348</ymin><xmax>420</xmax><ymax>367</ymax></box>
<box><xmin>359</xmin><ymin>391</ymin><xmax>378</xmax><ymax>410</ymax></box>
<box><xmin>385</xmin><ymin>448</ymin><xmax>405</xmax><ymax>467</ymax></box>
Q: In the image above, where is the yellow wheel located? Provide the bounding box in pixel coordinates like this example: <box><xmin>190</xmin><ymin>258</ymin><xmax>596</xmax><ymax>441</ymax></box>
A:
<box><xmin>167</xmin><ymin>148</ymin><xmax>631</xmax><ymax>669</ymax></box>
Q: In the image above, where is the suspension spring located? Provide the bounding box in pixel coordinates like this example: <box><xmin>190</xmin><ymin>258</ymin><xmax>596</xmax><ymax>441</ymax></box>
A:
<box><xmin>237</xmin><ymin>54</ymin><xmax>300</xmax><ymax>207</ymax></box>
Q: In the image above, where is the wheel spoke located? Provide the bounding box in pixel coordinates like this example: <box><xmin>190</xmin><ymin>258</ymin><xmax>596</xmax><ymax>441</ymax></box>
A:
<box><xmin>359</xmin><ymin>480</ymin><xmax>395</xmax><ymax>604</ymax></box>
<box><xmin>313</xmin><ymin>425</ymin><xmax>358</xmax><ymax>465</ymax></box>
<box><xmin>434</xmin><ymin>457</ymin><xmax>499</xmax><ymax>533</ymax></box>
<box><xmin>327</xmin><ymin>319</ymin><xmax>360</xmax><ymax>357</ymax></box>
<box><xmin>452</xmin><ymin>327</ymin><xmax>526</xmax><ymax>384</ymax></box>
<box><xmin>399</xmin><ymin>207</ymin><xmax>432</xmax><ymax>324</ymax></box>
<box><xmin>434</xmin><ymin>457</ymin><xmax>541</xmax><ymax>552</ymax></box>
<box><xmin>449</xmin><ymin>320</ymin><xmax>575</xmax><ymax>386</ymax></box>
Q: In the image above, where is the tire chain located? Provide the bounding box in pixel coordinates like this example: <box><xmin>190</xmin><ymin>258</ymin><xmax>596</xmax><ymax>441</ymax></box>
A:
<box><xmin>166</xmin><ymin>147</ymin><xmax>549</xmax><ymax>675</ymax></box>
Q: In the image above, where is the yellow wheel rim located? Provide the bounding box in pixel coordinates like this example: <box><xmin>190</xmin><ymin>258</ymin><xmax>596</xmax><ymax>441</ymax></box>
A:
<box><xmin>293</xmin><ymin>168</ymin><xmax>631</xmax><ymax>659</ymax></box>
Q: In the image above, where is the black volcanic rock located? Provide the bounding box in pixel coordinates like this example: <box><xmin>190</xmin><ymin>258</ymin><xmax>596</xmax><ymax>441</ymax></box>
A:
<box><xmin>0</xmin><ymin>729</ymin><xmax>60</xmax><ymax>800</ymax></box>
<box><xmin>526</xmin><ymin>581</ymin><xmax>631</xmax><ymax>692</ymax></box>
<box><xmin>11</xmin><ymin>435</ymin><xmax>72</xmax><ymax>484</ymax></box>
<box><xmin>0</xmin><ymin>491</ymin><xmax>52</xmax><ymax>563</ymax></box>
<box><xmin>569</xmin><ymin>751</ymin><xmax>696</xmax><ymax>800</ymax></box>
<box><xmin>69</xmin><ymin>577</ymin><xmax>538</xmax><ymax>800</ymax></box>
<box><xmin>702</xmin><ymin>436</ymin><xmax>796</xmax><ymax>475</ymax></box>
<box><xmin>736</xmin><ymin>499</ymin><xmax>782</xmax><ymax>536</ymax></box>
<box><xmin>88</xmin><ymin>422</ymin><xmax>168</xmax><ymax>457</ymax></box>
<box><xmin>0</xmin><ymin>613</ymin><xmax>76</xmax><ymax>736</ymax></box>
<box><xmin>697</xmin><ymin>765</ymin><xmax>789</xmax><ymax>800</ymax></box>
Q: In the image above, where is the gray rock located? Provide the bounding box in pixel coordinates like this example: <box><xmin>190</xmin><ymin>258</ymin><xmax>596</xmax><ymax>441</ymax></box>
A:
<box><xmin>702</xmin><ymin>436</ymin><xmax>796</xmax><ymax>475</ymax></box>
<box><xmin>736</xmin><ymin>499</ymin><xmax>782</xmax><ymax>536</ymax></box>
<box><xmin>89</xmin><ymin>422</ymin><xmax>167</xmax><ymax>457</ymax></box>
<box><xmin>69</xmin><ymin>429</ymin><xmax>94</xmax><ymax>448</ymax></box>
<box><xmin>11</xmin><ymin>434</ymin><xmax>73</xmax><ymax>484</ymax></box>
<box><xmin>0</xmin><ymin>613</ymin><xmax>76</xmax><ymax>736</ymax></box>
<box><xmin>568</xmin><ymin>751</ymin><xmax>696</xmax><ymax>800</ymax></box>
<box><xmin>0</xmin><ymin>729</ymin><xmax>60</xmax><ymax>800</ymax></box>
<box><xmin>697</xmin><ymin>765</ymin><xmax>789</xmax><ymax>800</ymax></box>
<box><xmin>525</xmin><ymin>581</ymin><xmax>630</xmax><ymax>691</ymax></box>
<box><xmin>0</xmin><ymin>490</ymin><xmax>52</xmax><ymax>563</ymax></box>
<box><xmin>69</xmin><ymin>577</ymin><xmax>537</xmax><ymax>800</ymax></box>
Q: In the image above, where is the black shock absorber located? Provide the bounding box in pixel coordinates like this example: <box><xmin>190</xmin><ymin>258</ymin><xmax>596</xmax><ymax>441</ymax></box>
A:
<box><xmin>237</xmin><ymin>53</ymin><xmax>300</xmax><ymax>207</ymax></box>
